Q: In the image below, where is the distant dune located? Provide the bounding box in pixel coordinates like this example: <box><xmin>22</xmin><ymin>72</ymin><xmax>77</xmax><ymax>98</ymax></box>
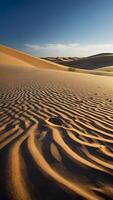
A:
<box><xmin>0</xmin><ymin>45</ymin><xmax>66</xmax><ymax>70</ymax></box>
<box><xmin>0</xmin><ymin>45</ymin><xmax>113</xmax><ymax>200</ymax></box>
<box><xmin>44</xmin><ymin>53</ymin><xmax>113</xmax><ymax>71</ymax></box>
<box><xmin>1</xmin><ymin>45</ymin><xmax>113</xmax><ymax>74</ymax></box>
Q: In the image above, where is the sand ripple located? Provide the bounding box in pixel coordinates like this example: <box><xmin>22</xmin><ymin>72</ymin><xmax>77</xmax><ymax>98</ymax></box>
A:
<box><xmin>0</xmin><ymin>67</ymin><xmax>113</xmax><ymax>200</ymax></box>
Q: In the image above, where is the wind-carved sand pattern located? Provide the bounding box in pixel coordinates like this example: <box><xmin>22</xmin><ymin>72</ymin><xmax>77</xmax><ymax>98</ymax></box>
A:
<box><xmin>0</xmin><ymin>66</ymin><xmax>113</xmax><ymax>200</ymax></box>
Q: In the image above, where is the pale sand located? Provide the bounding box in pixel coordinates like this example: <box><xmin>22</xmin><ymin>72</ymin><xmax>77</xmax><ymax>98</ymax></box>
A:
<box><xmin>0</xmin><ymin>46</ymin><xmax>113</xmax><ymax>200</ymax></box>
<box><xmin>96</xmin><ymin>65</ymin><xmax>113</xmax><ymax>72</ymax></box>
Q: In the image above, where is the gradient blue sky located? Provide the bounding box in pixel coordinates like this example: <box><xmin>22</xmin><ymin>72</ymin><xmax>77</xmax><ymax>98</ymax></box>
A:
<box><xmin>1</xmin><ymin>0</ymin><xmax>113</xmax><ymax>56</ymax></box>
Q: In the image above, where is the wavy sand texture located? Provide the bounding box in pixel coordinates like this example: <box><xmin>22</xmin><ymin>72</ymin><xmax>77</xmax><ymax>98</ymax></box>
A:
<box><xmin>0</xmin><ymin>46</ymin><xmax>113</xmax><ymax>200</ymax></box>
<box><xmin>0</xmin><ymin>65</ymin><xmax>113</xmax><ymax>200</ymax></box>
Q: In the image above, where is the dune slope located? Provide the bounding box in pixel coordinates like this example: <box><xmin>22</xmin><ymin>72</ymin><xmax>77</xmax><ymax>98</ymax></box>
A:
<box><xmin>0</xmin><ymin>61</ymin><xmax>113</xmax><ymax>200</ymax></box>
<box><xmin>0</xmin><ymin>45</ymin><xmax>66</xmax><ymax>70</ymax></box>
<box><xmin>0</xmin><ymin>52</ymin><xmax>35</xmax><ymax>68</ymax></box>
<box><xmin>45</xmin><ymin>53</ymin><xmax>113</xmax><ymax>71</ymax></box>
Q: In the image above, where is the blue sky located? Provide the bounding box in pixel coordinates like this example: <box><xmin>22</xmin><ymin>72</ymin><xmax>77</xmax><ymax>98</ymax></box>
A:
<box><xmin>1</xmin><ymin>0</ymin><xmax>113</xmax><ymax>56</ymax></box>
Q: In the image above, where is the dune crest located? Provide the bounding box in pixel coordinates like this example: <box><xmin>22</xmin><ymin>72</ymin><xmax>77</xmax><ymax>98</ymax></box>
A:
<box><xmin>0</xmin><ymin>45</ymin><xmax>66</xmax><ymax>70</ymax></box>
<box><xmin>45</xmin><ymin>53</ymin><xmax>113</xmax><ymax>71</ymax></box>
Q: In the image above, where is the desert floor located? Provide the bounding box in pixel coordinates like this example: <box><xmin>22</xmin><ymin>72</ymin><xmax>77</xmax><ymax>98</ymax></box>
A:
<box><xmin>0</xmin><ymin>63</ymin><xmax>113</xmax><ymax>200</ymax></box>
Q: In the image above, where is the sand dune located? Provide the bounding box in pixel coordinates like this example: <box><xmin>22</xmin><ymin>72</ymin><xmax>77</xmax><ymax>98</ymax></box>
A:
<box><xmin>0</xmin><ymin>47</ymin><xmax>113</xmax><ymax>200</ymax></box>
<box><xmin>45</xmin><ymin>53</ymin><xmax>113</xmax><ymax>71</ymax></box>
<box><xmin>1</xmin><ymin>45</ymin><xmax>113</xmax><ymax>76</ymax></box>
<box><xmin>0</xmin><ymin>52</ymin><xmax>34</xmax><ymax>68</ymax></box>
<box><xmin>0</xmin><ymin>45</ymin><xmax>66</xmax><ymax>70</ymax></box>
<box><xmin>96</xmin><ymin>65</ymin><xmax>113</xmax><ymax>72</ymax></box>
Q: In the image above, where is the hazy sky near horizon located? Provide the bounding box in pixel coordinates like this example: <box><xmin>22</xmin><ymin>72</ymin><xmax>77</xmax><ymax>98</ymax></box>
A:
<box><xmin>1</xmin><ymin>0</ymin><xmax>113</xmax><ymax>57</ymax></box>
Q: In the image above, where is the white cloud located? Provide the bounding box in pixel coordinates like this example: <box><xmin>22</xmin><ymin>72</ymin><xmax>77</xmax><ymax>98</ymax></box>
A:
<box><xmin>24</xmin><ymin>43</ymin><xmax>113</xmax><ymax>57</ymax></box>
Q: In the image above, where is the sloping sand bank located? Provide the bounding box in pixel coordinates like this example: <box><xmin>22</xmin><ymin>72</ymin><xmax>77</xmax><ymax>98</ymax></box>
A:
<box><xmin>0</xmin><ymin>63</ymin><xmax>113</xmax><ymax>200</ymax></box>
<box><xmin>0</xmin><ymin>45</ymin><xmax>66</xmax><ymax>70</ymax></box>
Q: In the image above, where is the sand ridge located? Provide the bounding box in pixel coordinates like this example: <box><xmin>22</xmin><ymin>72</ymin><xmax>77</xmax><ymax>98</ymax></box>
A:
<box><xmin>0</xmin><ymin>45</ymin><xmax>66</xmax><ymax>70</ymax></box>
<box><xmin>0</xmin><ymin>65</ymin><xmax>113</xmax><ymax>200</ymax></box>
<box><xmin>45</xmin><ymin>53</ymin><xmax>113</xmax><ymax>71</ymax></box>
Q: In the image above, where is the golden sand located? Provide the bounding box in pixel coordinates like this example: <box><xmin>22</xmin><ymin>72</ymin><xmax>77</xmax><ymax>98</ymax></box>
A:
<box><xmin>0</xmin><ymin>46</ymin><xmax>113</xmax><ymax>200</ymax></box>
<box><xmin>0</xmin><ymin>45</ymin><xmax>66</xmax><ymax>70</ymax></box>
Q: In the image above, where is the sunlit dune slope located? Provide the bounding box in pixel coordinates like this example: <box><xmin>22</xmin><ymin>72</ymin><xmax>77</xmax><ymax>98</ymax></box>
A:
<box><xmin>0</xmin><ymin>45</ymin><xmax>66</xmax><ymax>70</ymax></box>
<box><xmin>96</xmin><ymin>65</ymin><xmax>113</xmax><ymax>72</ymax></box>
<box><xmin>0</xmin><ymin>52</ymin><xmax>34</xmax><ymax>68</ymax></box>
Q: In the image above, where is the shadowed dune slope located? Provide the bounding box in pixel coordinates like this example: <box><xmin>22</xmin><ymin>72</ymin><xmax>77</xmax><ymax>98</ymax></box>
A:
<box><xmin>0</xmin><ymin>65</ymin><xmax>113</xmax><ymax>200</ymax></box>
<box><xmin>0</xmin><ymin>45</ymin><xmax>66</xmax><ymax>70</ymax></box>
<box><xmin>45</xmin><ymin>53</ymin><xmax>113</xmax><ymax>71</ymax></box>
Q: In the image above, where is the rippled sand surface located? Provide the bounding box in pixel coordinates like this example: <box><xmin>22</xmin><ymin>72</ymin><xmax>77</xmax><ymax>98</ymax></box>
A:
<box><xmin>0</xmin><ymin>66</ymin><xmax>113</xmax><ymax>200</ymax></box>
